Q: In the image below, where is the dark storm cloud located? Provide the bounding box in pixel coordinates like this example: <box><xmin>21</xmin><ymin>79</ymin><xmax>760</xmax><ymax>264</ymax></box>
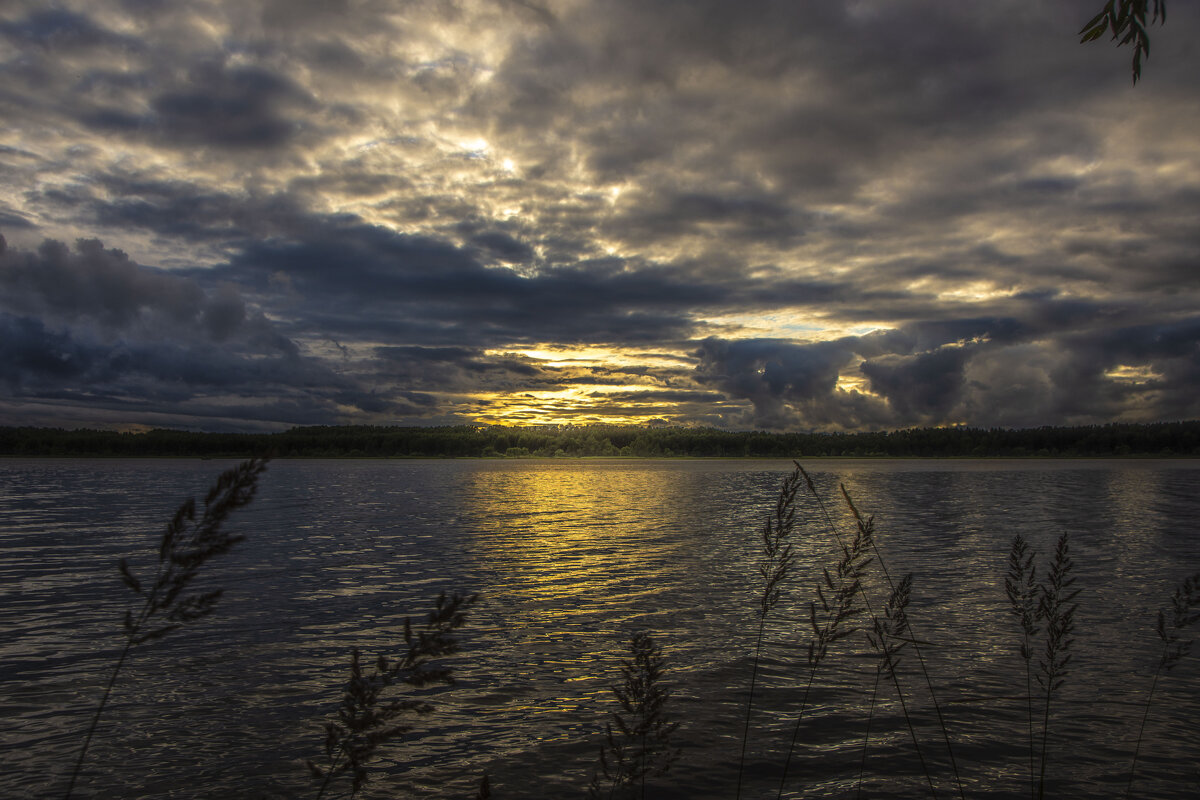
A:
<box><xmin>149</xmin><ymin>63</ymin><xmax>315</xmax><ymax>149</ymax></box>
<box><xmin>80</xmin><ymin>62</ymin><xmax>317</xmax><ymax>149</ymax></box>
<box><xmin>0</xmin><ymin>236</ymin><xmax>408</xmax><ymax>428</ymax></box>
<box><xmin>0</xmin><ymin>314</ymin><xmax>93</xmax><ymax>385</ymax></box>
<box><xmin>696</xmin><ymin>306</ymin><xmax>1200</xmax><ymax>430</ymax></box>
<box><xmin>0</xmin><ymin>8</ymin><xmax>134</xmax><ymax>51</ymax></box>
<box><xmin>217</xmin><ymin>222</ymin><xmax>724</xmax><ymax>345</ymax></box>
<box><xmin>0</xmin><ymin>237</ymin><xmax>258</xmax><ymax>339</ymax></box>
<box><xmin>0</xmin><ymin>309</ymin><xmax>310</xmax><ymax>398</ymax></box>
<box><xmin>467</xmin><ymin>230</ymin><xmax>535</xmax><ymax>263</ymax></box>
<box><xmin>84</xmin><ymin>174</ymin><xmax>316</xmax><ymax>243</ymax></box>
<box><xmin>483</xmin><ymin>2</ymin><xmax>1090</xmax><ymax>187</ymax></box>
<box><xmin>860</xmin><ymin>346</ymin><xmax>975</xmax><ymax>421</ymax></box>
<box><xmin>611</xmin><ymin>190</ymin><xmax>808</xmax><ymax>247</ymax></box>
<box><xmin>691</xmin><ymin>336</ymin><xmax>887</xmax><ymax>429</ymax></box>
<box><xmin>373</xmin><ymin>345</ymin><xmax>558</xmax><ymax>394</ymax></box>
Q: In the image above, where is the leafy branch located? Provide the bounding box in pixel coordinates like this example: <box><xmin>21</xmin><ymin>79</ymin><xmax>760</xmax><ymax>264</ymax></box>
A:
<box><xmin>1080</xmin><ymin>0</ymin><xmax>1167</xmax><ymax>84</ymax></box>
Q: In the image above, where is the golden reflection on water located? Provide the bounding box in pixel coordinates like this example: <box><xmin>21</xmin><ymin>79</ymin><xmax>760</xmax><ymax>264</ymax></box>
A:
<box><xmin>458</xmin><ymin>465</ymin><xmax>684</xmax><ymax>647</ymax></box>
<box><xmin>461</xmin><ymin>464</ymin><xmax>692</xmax><ymax>590</ymax></box>
<box><xmin>451</xmin><ymin>461</ymin><xmax>776</xmax><ymax>731</ymax></box>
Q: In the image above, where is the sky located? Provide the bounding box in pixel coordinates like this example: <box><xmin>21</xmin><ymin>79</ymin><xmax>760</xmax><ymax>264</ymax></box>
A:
<box><xmin>1</xmin><ymin>1</ymin><xmax>1199</xmax><ymax>433</ymax></box>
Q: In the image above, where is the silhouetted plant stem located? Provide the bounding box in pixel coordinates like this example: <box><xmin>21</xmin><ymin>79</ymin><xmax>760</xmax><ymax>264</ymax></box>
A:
<box><xmin>1125</xmin><ymin>572</ymin><xmax>1199</xmax><ymax>798</ymax></box>
<box><xmin>856</xmin><ymin>571</ymin><xmax>933</xmax><ymax>799</ymax></box>
<box><xmin>1035</xmin><ymin>533</ymin><xmax>1078</xmax><ymax>800</ymax></box>
<box><xmin>790</xmin><ymin>466</ymin><xmax>960</xmax><ymax>800</ymax></box>
<box><xmin>891</xmin><ymin>659</ymin><xmax>937</xmax><ymax>798</ymax></box>
<box><xmin>1006</xmin><ymin>534</ymin><xmax>1040</xmax><ymax>800</ymax></box>
<box><xmin>589</xmin><ymin>631</ymin><xmax>679</xmax><ymax>800</ymax></box>
<box><xmin>1124</xmin><ymin>667</ymin><xmax>1161</xmax><ymax>798</ymax></box>
<box><xmin>842</xmin><ymin>485</ymin><xmax>963</xmax><ymax>800</ymax></box>
<box><xmin>857</xmin><ymin>669</ymin><xmax>884</xmax><ymax>800</ymax></box>
<box><xmin>65</xmin><ymin>457</ymin><xmax>268</xmax><ymax>799</ymax></box>
<box><xmin>735</xmin><ymin>612</ymin><xmax>768</xmax><ymax>798</ymax></box>
<box><xmin>777</xmin><ymin>510</ymin><xmax>873</xmax><ymax>796</ymax></box>
<box><xmin>856</xmin><ymin>573</ymin><xmax>918</xmax><ymax>799</ymax></box>
<box><xmin>735</xmin><ymin>466</ymin><xmax>800</xmax><ymax>799</ymax></box>
<box><xmin>64</xmin><ymin>640</ymin><xmax>133</xmax><ymax>799</ymax></box>
<box><xmin>776</xmin><ymin>667</ymin><xmax>820</xmax><ymax>799</ymax></box>
<box><xmin>308</xmin><ymin>591</ymin><xmax>478</xmax><ymax>799</ymax></box>
<box><xmin>777</xmin><ymin>497</ymin><xmax>872</xmax><ymax>798</ymax></box>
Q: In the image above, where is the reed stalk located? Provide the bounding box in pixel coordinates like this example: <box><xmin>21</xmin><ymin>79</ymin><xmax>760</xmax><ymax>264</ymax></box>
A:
<box><xmin>857</xmin><ymin>573</ymin><xmax>915</xmax><ymax>799</ymax></box>
<box><xmin>777</xmin><ymin>501</ymin><xmax>873</xmax><ymax>798</ymax></box>
<box><xmin>791</xmin><ymin>466</ymin><xmax>962</xmax><ymax>800</ymax></box>
<box><xmin>857</xmin><ymin>668</ymin><xmax>884</xmax><ymax>800</ymax></box>
<box><xmin>1125</xmin><ymin>572</ymin><xmax>1199</xmax><ymax>797</ymax></box>
<box><xmin>734</xmin><ymin>466</ymin><xmax>800</xmax><ymax>799</ymax></box>
<box><xmin>1034</xmin><ymin>532</ymin><xmax>1078</xmax><ymax>800</ymax></box>
<box><xmin>64</xmin><ymin>457</ymin><xmax>268</xmax><ymax>799</ymax></box>
<box><xmin>308</xmin><ymin>590</ymin><xmax>478</xmax><ymax>799</ymax></box>
<box><xmin>1005</xmin><ymin>534</ymin><xmax>1040</xmax><ymax>800</ymax></box>
<box><xmin>844</xmin><ymin>485</ymin><xmax>963</xmax><ymax>800</ymax></box>
<box><xmin>588</xmin><ymin>631</ymin><xmax>680</xmax><ymax>800</ymax></box>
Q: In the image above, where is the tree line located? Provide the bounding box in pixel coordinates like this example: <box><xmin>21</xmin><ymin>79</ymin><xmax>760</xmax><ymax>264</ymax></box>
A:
<box><xmin>2</xmin><ymin>420</ymin><xmax>1199</xmax><ymax>459</ymax></box>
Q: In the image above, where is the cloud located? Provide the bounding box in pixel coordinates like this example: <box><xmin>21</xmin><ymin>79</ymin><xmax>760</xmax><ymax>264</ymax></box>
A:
<box><xmin>215</xmin><ymin>221</ymin><xmax>717</xmax><ymax>346</ymax></box>
<box><xmin>0</xmin><ymin>8</ymin><xmax>135</xmax><ymax>51</ymax></box>
<box><xmin>860</xmin><ymin>345</ymin><xmax>974</xmax><ymax>422</ymax></box>
<box><xmin>0</xmin><ymin>237</ymin><xmax>245</xmax><ymax>339</ymax></box>
<box><xmin>0</xmin><ymin>314</ymin><xmax>93</xmax><ymax>386</ymax></box>
<box><xmin>0</xmin><ymin>235</ymin><xmax>403</xmax><ymax>429</ymax></box>
<box><xmin>1</xmin><ymin>0</ymin><xmax>1199</xmax><ymax>431</ymax></box>
<box><xmin>79</xmin><ymin>61</ymin><xmax>318</xmax><ymax>150</ymax></box>
<box><xmin>692</xmin><ymin>336</ymin><xmax>878</xmax><ymax>429</ymax></box>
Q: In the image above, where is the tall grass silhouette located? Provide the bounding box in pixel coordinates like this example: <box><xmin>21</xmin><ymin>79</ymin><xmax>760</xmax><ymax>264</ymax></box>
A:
<box><xmin>1005</xmin><ymin>534</ymin><xmax>1041</xmax><ymax>798</ymax></box>
<box><xmin>1003</xmin><ymin>532</ymin><xmax>1081</xmax><ymax>800</ymax></box>
<box><xmin>308</xmin><ymin>590</ymin><xmax>480</xmax><ymax>799</ymax></box>
<box><xmin>777</xmin><ymin>484</ymin><xmax>873</xmax><ymax>798</ymax></box>
<box><xmin>735</xmin><ymin>465</ymin><xmax>799</xmax><ymax>798</ymax></box>
<box><xmin>64</xmin><ymin>457</ymin><xmax>268</xmax><ymax>799</ymax></box>
<box><xmin>1035</xmin><ymin>533</ymin><xmax>1078</xmax><ymax>800</ymax></box>
<box><xmin>588</xmin><ymin>630</ymin><xmax>680</xmax><ymax>800</ymax></box>
<box><xmin>858</xmin><ymin>572</ymin><xmax>913</xmax><ymax>799</ymax></box>
<box><xmin>771</xmin><ymin>465</ymin><xmax>963</xmax><ymax>800</ymax></box>
<box><xmin>1125</xmin><ymin>571</ymin><xmax>1200</xmax><ymax>797</ymax></box>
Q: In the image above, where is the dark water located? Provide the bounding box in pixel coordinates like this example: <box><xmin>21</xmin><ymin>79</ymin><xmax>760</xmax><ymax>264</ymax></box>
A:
<box><xmin>1</xmin><ymin>458</ymin><xmax>1198</xmax><ymax>799</ymax></box>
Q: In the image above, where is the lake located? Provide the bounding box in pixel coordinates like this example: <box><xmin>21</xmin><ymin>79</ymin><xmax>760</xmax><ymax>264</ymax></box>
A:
<box><xmin>1</xmin><ymin>458</ymin><xmax>1198</xmax><ymax>799</ymax></box>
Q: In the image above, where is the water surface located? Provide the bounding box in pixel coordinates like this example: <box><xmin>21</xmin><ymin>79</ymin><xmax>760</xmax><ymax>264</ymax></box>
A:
<box><xmin>1</xmin><ymin>458</ymin><xmax>1198</xmax><ymax>798</ymax></box>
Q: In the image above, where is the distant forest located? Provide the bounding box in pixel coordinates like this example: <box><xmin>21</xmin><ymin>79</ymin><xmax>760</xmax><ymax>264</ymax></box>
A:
<box><xmin>3</xmin><ymin>421</ymin><xmax>1200</xmax><ymax>459</ymax></box>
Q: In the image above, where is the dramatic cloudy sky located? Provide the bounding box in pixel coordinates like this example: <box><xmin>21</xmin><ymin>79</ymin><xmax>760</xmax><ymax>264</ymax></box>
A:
<box><xmin>2</xmin><ymin>1</ymin><xmax>1198</xmax><ymax>432</ymax></box>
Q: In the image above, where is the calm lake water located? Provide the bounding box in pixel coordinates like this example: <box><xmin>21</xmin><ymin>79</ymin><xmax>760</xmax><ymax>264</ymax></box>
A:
<box><xmin>1</xmin><ymin>458</ymin><xmax>1199</xmax><ymax>799</ymax></box>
